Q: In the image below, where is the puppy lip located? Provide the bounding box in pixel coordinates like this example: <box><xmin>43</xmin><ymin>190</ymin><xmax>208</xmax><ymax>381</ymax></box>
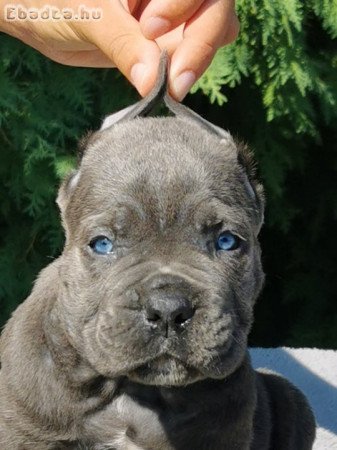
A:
<box><xmin>198</xmin><ymin>335</ymin><xmax>246</xmax><ymax>379</ymax></box>
<box><xmin>129</xmin><ymin>352</ymin><xmax>186</xmax><ymax>372</ymax></box>
<box><xmin>126</xmin><ymin>354</ymin><xmax>202</xmax><ymax>386</ymax></box>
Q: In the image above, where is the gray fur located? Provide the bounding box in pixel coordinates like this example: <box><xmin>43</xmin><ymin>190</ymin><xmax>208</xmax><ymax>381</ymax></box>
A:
<box><xmin>0</xmin><ymin>55</ymin><xmax>315</xmax><ymax>449</ymax></box>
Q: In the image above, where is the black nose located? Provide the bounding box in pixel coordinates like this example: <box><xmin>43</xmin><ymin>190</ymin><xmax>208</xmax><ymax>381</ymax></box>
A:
<box><xmin>145</xmin><ymin>295</ymin><xmax>195</xmax><ymax>337</ymax></box>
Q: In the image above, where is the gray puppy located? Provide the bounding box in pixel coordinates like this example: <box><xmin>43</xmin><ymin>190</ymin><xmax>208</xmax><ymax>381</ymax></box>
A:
<box><xmin>0</xmin><ymin>55</ymin><xmax>315</xmax><ymax>449</ymax></box>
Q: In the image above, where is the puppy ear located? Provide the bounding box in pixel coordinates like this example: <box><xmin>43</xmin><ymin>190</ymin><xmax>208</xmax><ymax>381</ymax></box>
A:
<box><xmin>164</xmin><ymin>94</ymin><xmax>232</xmax><ymax>142</ymax></box>
<box><xmin>100</xmin><ymin>51</ymin><xmax>169</xmax><ymax>131</ymax></box>
<box><xmin>56</xmin><ymin>170</ymin><xmax>81</xmax><ymax>214</ymax></box>
<box><xmin>236</xmin><ymin>141</ymin><xmax>265</xmax><ymax>234</ymax></box>
<box><xmin>100</xmin><ymin>105</ymin><xmax>138</xmax><ymax>130</ymax></box>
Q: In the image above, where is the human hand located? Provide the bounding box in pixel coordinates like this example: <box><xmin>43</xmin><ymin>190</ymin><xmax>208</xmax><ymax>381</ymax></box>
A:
<box><xmin>0</xmin><ymin>0</ymin><xmax>239</xmax><ymax>100</ymax></box>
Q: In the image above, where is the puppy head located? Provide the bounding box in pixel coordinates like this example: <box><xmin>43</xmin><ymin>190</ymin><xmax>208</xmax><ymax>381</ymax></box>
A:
<box><xmin>56</xmin><ymin>55</ymin><xmax>265</xmax><ymax>387</ymax></box>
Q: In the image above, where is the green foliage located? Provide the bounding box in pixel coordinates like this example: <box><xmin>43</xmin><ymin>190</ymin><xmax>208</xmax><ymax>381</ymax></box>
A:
<box><xmin>0</xmin><ymin>0</ymin><xmax>337</xmax><ymax>348</ymax></box>
<box><xmin>0</xmin><ymin>35</ymin><xmax>137</xmax><ymax>324</ymax></box>
<box><xmin>193</xmin><ymin>1</ymin><xmax>336</xmax><ymax>135</ymax></box>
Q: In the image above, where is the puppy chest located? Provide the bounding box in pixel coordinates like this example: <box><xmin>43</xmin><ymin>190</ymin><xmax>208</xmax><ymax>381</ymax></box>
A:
<box><xmin>83</xmin><ymin>394</ymin><xmax>174</xmax><ymax>450</ymax></box>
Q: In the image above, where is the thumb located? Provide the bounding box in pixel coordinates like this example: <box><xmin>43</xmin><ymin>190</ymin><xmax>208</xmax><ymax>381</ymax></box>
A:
<box><xmin>83</xmin><ymin>1</ymin><xmax>161</xmax><ymax>96</ymax></box>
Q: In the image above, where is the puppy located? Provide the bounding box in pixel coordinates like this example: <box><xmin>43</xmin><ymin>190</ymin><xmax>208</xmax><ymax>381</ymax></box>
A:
<box><xmin>0</xmin><ymin>54</ymin><xmax>315</xmax><ymax>449</ymax></box>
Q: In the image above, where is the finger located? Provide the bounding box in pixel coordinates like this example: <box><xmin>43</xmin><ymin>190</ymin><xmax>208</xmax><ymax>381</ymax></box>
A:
<box><xmin>120</xmin><ymin>0</ymin><xmax>141</xmax><ymax>14</ymax></box>
<box><xmin>131</xmin><ymin>0</ymin><xmax>151</xmax><ymax>19</ymax></box>
<box><xmin>78</xmin><ymin>1</ymin><xmax>161</xmax><ymax>96</ymax></box>
<box><xmin>140</xmin><ymin>0</ymin><xmax>205</xmax><ymax>39</ymax></box>
<box><xmin>169</xmin><ymin>0</ymin><xmax>239</xmax><ymax>100</ymax></box>
<box><xmin>155</xmin><ymin>24</ymin><xmax>184</xmax><ymax>57</ymax></box>
<box><xmin>46</xmin><ymin>49</ymin><xmax>117</xmax><ymax>68</ymax></box>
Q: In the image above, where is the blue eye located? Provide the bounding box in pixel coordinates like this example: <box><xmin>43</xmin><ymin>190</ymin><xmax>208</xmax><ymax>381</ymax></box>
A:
<box><xmin>90</xmin><ymin>236</ymin><xmax>114</xmax><ymax>255</ymax></box>
<box><xmin>216</xmin><ymin>231</ymin><xmax>240</xmax><ymax>251</ymax></box>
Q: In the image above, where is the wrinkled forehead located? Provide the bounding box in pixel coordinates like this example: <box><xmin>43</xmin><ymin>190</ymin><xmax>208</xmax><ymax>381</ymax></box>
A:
<box><xmin>75</xmin><ymin>187</ymin><xmax>252</xmax><ymax>244</ymax></box>
<box><xmin>67</xmin><ymin>120</ymin><xmax>252</xmax><ymax>233</ymax></box>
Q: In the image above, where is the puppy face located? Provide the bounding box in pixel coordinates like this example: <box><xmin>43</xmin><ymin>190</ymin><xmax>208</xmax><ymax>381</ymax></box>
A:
<box><xmin>56</xmin><ymin>115</ymin><xmax>264</xmax><ymax>387</ymax></box>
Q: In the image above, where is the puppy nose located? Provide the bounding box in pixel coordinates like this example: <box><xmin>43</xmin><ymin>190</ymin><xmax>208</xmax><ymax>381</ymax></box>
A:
<box><xmin>145</xmin><ymin>296</ymin><xmax>194</xmax><ymax>336</ymax></box>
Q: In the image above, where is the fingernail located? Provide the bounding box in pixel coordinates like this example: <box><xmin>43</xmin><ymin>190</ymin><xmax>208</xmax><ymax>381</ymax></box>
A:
<box><xmin>143</xmin><ymin>16</ymin><xmax>171</xmax><ymax>38</ymax></box>
<box><xmin>131</xmin><ymin>63</ymin><xmax>147</xmax><ymax>94</ymax></box>
<box><xmin>172</xmin><ymin>71</ymin><xmax>196</xmax><ymax>101</ymax></box>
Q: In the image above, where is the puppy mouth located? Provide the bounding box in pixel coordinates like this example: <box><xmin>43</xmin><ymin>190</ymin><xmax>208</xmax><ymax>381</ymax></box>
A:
<box><xmin>127</xmin><ymin>354</ymin><xmax>202</xmax><ymax>387</ymax></box>
<box><xmin>85</xmin><ymin>314</ymin><xmax>240</xmax><ymax>383</ymax></box>
<box><xmin>125</xmin><ymin>331</ymin><xmax>244</xmax><ymax>386</ymax></box>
